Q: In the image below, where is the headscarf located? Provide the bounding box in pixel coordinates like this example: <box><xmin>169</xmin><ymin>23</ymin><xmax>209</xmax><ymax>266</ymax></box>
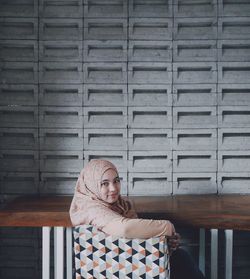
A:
<box><xmin>69</xmin><ymin>159</ymin><xmax>137</xmax><ymax>228</ymax></box>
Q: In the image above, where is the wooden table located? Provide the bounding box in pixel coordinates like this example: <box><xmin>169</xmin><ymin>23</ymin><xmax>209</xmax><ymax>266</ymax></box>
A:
<box><xmin>1</xmin><ymin>194</ymin><xmax>250</xmax><ymax>230</ymax></box>
<box><xmin>1</xmin><ymin>194</ymin><xmax>250</xmax><ymax>279</ymax></box>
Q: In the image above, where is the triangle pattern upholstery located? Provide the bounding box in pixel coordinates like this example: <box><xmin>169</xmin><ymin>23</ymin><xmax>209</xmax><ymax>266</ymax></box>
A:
<box><xmin>73</xmin><ymin>225</ymin><xmax>170</xmax><ymax>279</ymax></box>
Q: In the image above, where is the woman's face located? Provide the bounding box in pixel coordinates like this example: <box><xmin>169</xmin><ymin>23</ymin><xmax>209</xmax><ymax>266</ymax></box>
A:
<box><xmin>100</xmin><ymin>168</ymin><xmax>121</xmax><ymax>203</ymax></box>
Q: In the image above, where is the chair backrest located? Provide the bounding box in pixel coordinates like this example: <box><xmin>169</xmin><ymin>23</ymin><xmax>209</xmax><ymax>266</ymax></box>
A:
<box><xmin>74</xmin><ymin>225</ymin><xmax>170</xmax><ymax>279</ymax></box>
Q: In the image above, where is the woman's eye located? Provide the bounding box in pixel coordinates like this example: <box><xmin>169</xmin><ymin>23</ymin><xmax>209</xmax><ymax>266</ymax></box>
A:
<box><xmin>114</xmin><ymin>178</ymin><xmax>120</xmax><ymax>183</ymax></box>
<box><xmin>101</xmin><ymin>182</ymin><xmax>109</xmax><ymax>187</ymax></box>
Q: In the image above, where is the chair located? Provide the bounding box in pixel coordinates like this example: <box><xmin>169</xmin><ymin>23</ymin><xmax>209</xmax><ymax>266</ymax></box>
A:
<box><xmin>74</xmin><ymin>225</ymin><xmax>170</xmax><ymax>279</ymax></box>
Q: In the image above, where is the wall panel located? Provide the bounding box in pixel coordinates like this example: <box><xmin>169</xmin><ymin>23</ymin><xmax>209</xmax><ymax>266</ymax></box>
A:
<box><xmin>1</xmin><ymin>1</ymin><xmax>250</xmax><ymax>278</ymax></box>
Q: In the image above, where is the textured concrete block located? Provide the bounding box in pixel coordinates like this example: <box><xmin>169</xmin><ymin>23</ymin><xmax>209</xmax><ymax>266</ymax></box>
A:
<box><xmin>218</xmin><ymin>62</ymin><xmax>250</xmax><ymax>84</ymax></box>
<box><xmin>128</xmin><ymin>172</ymin><xmax>172</xmax><ymax>196</ymax></box>
<box><xmin>218</xmin><ymin>106</ymin><xmax>250</xmax><ymax>128</ymax></box>
<box><xmin>0</xmin><ymin>18</ymin><xmax>38</xmax><ymax>40</ymax></box>
<box><xmin>219</xmin><ymin>0</ymin><xmax>250</xmax><ymax>17</ymax></box>
<box><xmin>84</xmin><ymin>40</ymin><xmax>127</xmax><ymax>62</ymax></box>
<box><xmin>84</xmin><ymin>129</ymin><xmax>127</xmax><ymax>151</ymax></box>
<box><xmin>40</xmin><ymin>151</ymin><xmax>83</xmax><ymax>172</ymax></box>
<box><xmin>128</xmin><ymin>62</ymin><xmax>172</xmax><ymax>84</ymax></box>
<box><xmin>128</xmin><ymin>84</ymin><xmax>171</xmax><ymax>107</ymax></box>
<box><xmin>173</xmin><ymin>129</ymin><xmax>217</xmax><ymax>151</ymax></box>
<box><xmin>174</xmin><ymin>0</ymin><xmax>217</xmax><ymax>17</ymax></box>
<box><xmin>218</xmin><ymin>172</ymin><xmax>250</xmax><ymax>194</ymax></box>
<box><xmin>83</xmin><ymin>84</ymin><xmax>127</xmax><ymax>107</ymax></box>
<box><xmin>129</xmin><ymin>18</ymin><xmax>172</xmax><ymax>40</ymax></box>
<box><xmin>0</xmin><ymin>128</ymin><xmax>38</xmax><ymax>150</ymax></box>
<box><xmin>0</xmin><ymin>0</ymin><xmax>38</xmax><ymax>17</ymax></box>
<box><xmin>0</xmin><ymin>150</ymin><xmax>39</xmax><ymax>172</ymax></box>
<box><xmin>39</xmin><ymin>0</ymin><xmax>83</xmax><ymax>17</ymax></box>
<box><xmin>218</xmin><ymin>151</ymin><xmax>250</xmax><ymax>172</ymax></box>
<box><xmin>39</xmin><ymin>18</ymin><xmax>82</xmax><ymax>40</ymax></box>
<box><xmin>39</xmin><ymin>62</ymin><xmax>82</xmax><ymax>84</ymax></box>
<box><xmin>39</xmin><ymin>106</ymin><xmax>83</xmax><ymax>128</ymax></box>
<box><xmin>0</xmin><ymin>172</ymin><xmax>39</xmax><ymax>194</ymax></box>
<box><xmin>39</xmin><ymin>128</ymin><xmax>83</xmax><ymax>151</ymax></box>
<box><xmin>173</xmin><ymin>151</ymin><xmax>217</xmax><ymax>173</ymax></box>
<box><xmin>129</xmin><ymin>0</ymin><xmax>172</xmax><ymax>18</ymax></box>
<box><xmin>174</xmin><ymin>18</ymin><xmax>217</xmax><ymax>40</ymax></box>
<box><xmin>218</xmin><ymin>128</ymin><xmax>250</xmax><ymax>150</ymax></box>
<box><xmin>84</xmin><ymin>107</ymin><xmax>127</xmax><ymax>128</ymax></box>
<box><xmin>173</xmin><ymin>107</ymin><xmax>217</xmax><ymax>128</ymax></box>
<box><xmin>173</xmin><ymin>40</ymin><xmax>217</xmax><ymax>62</ymax></box>
<box><xmin>84</xmin><ymin>18</ymin><xmax>127</xmax><ymax>40</ymax></box>
<box><xmin>0</xmin><ymin>40</ymin><xmax>38</xmax><ymax>62</ymax></box>
<box><xmin>84</xmin><ymin>0</ymin><xmax>127</xmax><ymax>18</ymax></box>
<box><xmin>128</xmin><ymin>107</ymin><xmax>172</xmax><ymax>128</ymax></box>
<box><xmin>218</xmin><ymin>84</ymin><xmax>250</xmax><ymax>106</ymax></box>
<box><xmin>0</xmin><ymin>62</ymin><xmax>38</xmax><ymax>84</ymax></box>
<box><xmin>173</xmin><ymin>62</ymin><xmax>217</xmax><ymax>84</ymax></box>
<box><xmin>128</xmin><ymin>129</ymin><xmax>172</xmax><ymax>151</ymax></box>
<box><xmin>173</xmin><ymin>173</ymin><xmax>217</xmax><ymax>194</ymax></box>
<box><xmin>0</xmin><ymin>85</ymin><xmax>38</xmax><ymax>106</ymax></box>
<box><xmin>128</xmin><ymin>40</ymin><xmax>172</xmax><ymax>62</ymax></box>
<box><xmin>218</xmin><ymin>18</ymin><xmax>250</xmax><ymax>39</ymax></box>
<box><xmin>128</xmin><ymin>151</ymin><xmax>172</xmax><ymax>173</ymax></box>
<box><xmin>218</xmin><ymin>40</ymin><xmax>250</xmax><ymax>62</ymax></box>
<box><xmin>39</xmin><ymin>84</ymin><xmax>82</xmax><ymax>106</ymax></box>
<box><xmin>84</xmin><ymin>151</ymin><xmax>127</xmax><ymax>172</ymax></box>
<box><xmin>173</xmin><ymin>84</ymin><xmax>217</xmax><ymax>106</ymax></box>
<box><xmin>39</xmin><ymin>41</ymin><xmax>82</xmax><ymax>61</ymax></box>
<box><xmin>84</xmin><ymin>62</ymin><xmax>127</xmax><ymax>84</ymax></box>
<box><xmin>0</xmin><ymin>106</ymin><xmax>38</xmax><ymax>128</ymax></box>
<box><xmin>40</xmin><ymin>171</ymin><xmax>128</xmax><ymax>194</ymax></box>
<box><xmin>40</xmin><ymin>172</ymin><xmax>78</xmax><ymax>194</ymax></box>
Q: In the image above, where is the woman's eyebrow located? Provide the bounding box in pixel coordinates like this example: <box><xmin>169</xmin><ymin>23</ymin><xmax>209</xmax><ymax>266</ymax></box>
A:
<box><xmin>101</xmin><ymin>176</ymin><xmax>119</xmax><ymax>182</ymax></box>
<box><xmin>101</xmin><ymin>179</ymin><xmax>109</xmax><ymax>183</ymax></box>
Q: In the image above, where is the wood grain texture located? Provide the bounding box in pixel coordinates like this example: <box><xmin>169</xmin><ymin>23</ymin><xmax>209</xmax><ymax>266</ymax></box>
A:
<box><xmin>1</xmin><ymin>195</ymin><xmax>250</xmax><ymax>230</ymax></box>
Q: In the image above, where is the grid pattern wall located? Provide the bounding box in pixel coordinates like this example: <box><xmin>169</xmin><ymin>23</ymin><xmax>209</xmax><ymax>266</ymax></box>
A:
<box><xmin>1</xmin><ymin>1</ymin><xmax>250</xmax><ymax>279</ymax></box>
<box><xmin>1</xmin><ymin>0</ymin><xmax>250</xmax><ymax>198</ymax></box>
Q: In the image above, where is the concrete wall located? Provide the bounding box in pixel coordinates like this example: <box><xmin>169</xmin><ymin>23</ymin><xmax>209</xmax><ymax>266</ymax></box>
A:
<box><xmin>1</xmin><ymin>0</ymin><xmax>250</xmax><ymax>278</ymax></box>
<box><xmin>1</xmin><ymin>1</ymin><xmax>250</xmax><ymax>198</ymax></box>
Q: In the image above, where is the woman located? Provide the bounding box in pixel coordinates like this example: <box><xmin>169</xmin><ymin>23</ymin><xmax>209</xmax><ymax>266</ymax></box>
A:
<box><xmin>70</xmin><ymin>159</ymin><xmax>205</xmax><ymax>279</ymax></box>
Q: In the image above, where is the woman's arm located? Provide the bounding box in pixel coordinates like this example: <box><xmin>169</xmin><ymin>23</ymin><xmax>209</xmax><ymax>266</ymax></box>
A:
<box><xmin>101</xmin><ymin>216</ymin><xmax>175</xmax><ymax>239</ymax></box>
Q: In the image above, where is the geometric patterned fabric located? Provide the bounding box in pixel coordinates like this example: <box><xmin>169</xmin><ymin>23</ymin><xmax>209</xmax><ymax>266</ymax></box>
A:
<box><xmin>74</xmin><ymin>225</ymin><xmax>170</xmax><ymax>279</ymax></box>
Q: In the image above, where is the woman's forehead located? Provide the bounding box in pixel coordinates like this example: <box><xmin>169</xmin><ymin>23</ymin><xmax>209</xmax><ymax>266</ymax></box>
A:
<box><xmin>101</xmin><ymin>168</ymin><xmax>118</xmax><ymax>180</ymax></box>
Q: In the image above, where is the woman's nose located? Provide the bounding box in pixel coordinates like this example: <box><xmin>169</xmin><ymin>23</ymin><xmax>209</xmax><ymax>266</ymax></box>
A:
<box><xmin>109</xmin><ymin>183</ymin><xmax>117</xmax><ymax>191</ymax></box>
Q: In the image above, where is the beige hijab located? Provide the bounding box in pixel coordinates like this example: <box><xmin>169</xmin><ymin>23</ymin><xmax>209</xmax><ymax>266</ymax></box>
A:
<box><xmin>69</xmin><ymin>159</ymin><xmax>137</xmax><ymax>228</ymax></box>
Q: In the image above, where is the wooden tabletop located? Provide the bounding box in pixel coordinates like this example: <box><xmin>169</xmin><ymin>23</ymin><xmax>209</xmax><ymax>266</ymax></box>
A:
<box><xmin>0</xmin><ymin>194</ymin><xmax>250</xmax><ymax>230</ymax></box>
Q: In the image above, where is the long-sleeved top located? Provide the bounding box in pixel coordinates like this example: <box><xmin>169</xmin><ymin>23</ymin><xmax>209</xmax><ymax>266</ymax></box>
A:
<box><xmin>101</xmin><ymin>216</ymin><xmax>175</xmax><ymax>239</ymax></box>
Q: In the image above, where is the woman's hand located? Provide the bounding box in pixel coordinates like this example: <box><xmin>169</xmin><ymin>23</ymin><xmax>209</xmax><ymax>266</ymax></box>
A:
<box><xmin>168</xmin><ymin>232</ymin><xmax>181</xmax><ymax>252</ymax></box>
